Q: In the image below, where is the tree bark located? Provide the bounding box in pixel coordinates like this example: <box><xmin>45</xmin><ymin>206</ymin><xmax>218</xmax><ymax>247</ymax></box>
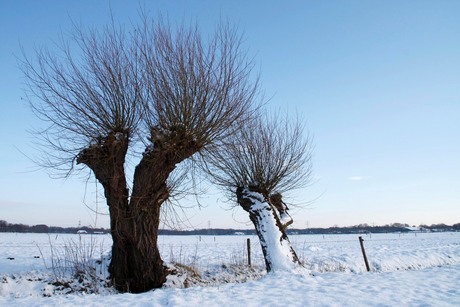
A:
<box><xmin>77</xmin><ymin>129</ymin><xmax>200</xmax><ymax>293</ymax></box>
<box><xmin>236</xmin><ymin>186</ymin><xmax>301</xmax><ymax>272</ymax></box>
<box><xmin>111</xmin><ymin>194</ymin><xmax>166</xmax><ymax>293</ymax></box>
<box><xmin>104</xmin><ymin>152</ymin><xmax>172</xmax><ymax>293</ymax></box>
<box><xmin>270</xmin><ymin>193</ymin><xmax>293</xmax><ymax>229</ymax></box>
<box><xmin>76</xmin><ymin>132</ymin><xmax>134</xmax><ymax>291</ymax></box>
<box><xmin>121</xmin><ymin>150</ymin><xmax>174</xmax><ymax>293</ymax></box>
<box><xmin>117</xmin><ymin>128</ymin><xmax>200</xmax><ymax>292</ymax></box>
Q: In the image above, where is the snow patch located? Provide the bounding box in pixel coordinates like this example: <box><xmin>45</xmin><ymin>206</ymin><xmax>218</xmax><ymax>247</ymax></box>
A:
<box><xmin>1</xmin><ymin>232</ymin><xmax>460</xmax><ymax>306</ymax></box>
<box><xmin>248</xmin><ymin>193</ymin><xmax>302</xmax><ymax>272</ymax></box>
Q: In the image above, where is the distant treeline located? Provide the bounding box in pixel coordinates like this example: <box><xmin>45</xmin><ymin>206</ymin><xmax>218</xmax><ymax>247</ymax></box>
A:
<box><xmin>1</xmin><ymin>220</ymin><xmax>459</xmax><ymax>235</ymax></box>
<box><xmin>0</xmin><ymin>220</ymin><xmax>109</xmax><ymax>234</ymax></box>
<box><xmin>288</xmin><ymin>223</ymin><xmax>460</xmax><ymax>235</ymax></box>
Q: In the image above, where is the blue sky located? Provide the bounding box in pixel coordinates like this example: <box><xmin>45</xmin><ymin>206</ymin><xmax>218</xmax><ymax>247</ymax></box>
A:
<box><xmin>1</xmin><ymin>1</ymin><xmax>459</xmax><ymax>229</ymax></box>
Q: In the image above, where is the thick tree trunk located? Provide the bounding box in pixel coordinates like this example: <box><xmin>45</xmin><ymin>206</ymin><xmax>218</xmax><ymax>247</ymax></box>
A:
<box><xmin>105</xmin><ymin>167</ymin><xmax>169</xmax><ymax>293</ymax></box>
<box><xmin>236</xmin><ymin>186</ymin><xmax>301</xmax><ymax>272</ymax></box>
<box><xmin>120</xmin><ymin>150</ymin><xmax>174</xmax><ymax>293</ymax></box>
<box><xmin>76</xmin><ymin>132</ymin><xmax>134</xmax><ymax>291</ymax></box>
<box><xmin>109</xmin><ymin>196</ymin><xmax>166</xmax><ymax>293</ymax></box>
<box><xmin>77</xmin><ymin>129</ymin><xmax>199</xmax><ymax>293</ymax></box>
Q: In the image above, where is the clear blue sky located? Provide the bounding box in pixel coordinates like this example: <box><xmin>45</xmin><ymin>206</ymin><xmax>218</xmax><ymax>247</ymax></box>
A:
<box><xmin>1</xmin><ymin>0</ymin><xmax>459</xmax><ymax>229</ymax></box>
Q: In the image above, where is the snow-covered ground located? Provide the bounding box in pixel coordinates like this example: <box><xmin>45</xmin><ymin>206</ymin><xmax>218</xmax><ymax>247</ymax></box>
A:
<box><xmin>1</xmin><ymin>232</ymin><xmax>459</xmax><ymax>306</ymax></box>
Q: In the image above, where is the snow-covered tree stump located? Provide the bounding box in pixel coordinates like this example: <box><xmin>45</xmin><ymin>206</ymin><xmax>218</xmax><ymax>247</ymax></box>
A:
<box><xmin>237</xmin><ymin>187</ymin><xmax>301</xmax><ymax>272</ymax></box>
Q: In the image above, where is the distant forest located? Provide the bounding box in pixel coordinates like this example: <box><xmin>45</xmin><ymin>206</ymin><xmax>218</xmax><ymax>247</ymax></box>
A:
<box><xmin>1</xmin><ymin>220</ymin><xmax>459</xmax><ymax>235</ymax></box>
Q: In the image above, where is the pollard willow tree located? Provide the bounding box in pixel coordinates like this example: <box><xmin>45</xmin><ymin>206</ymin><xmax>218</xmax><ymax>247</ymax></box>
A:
<box><xmin>204</xmin><ymin>114</ymin><xmax>313</xmax><ymax>272</ymax></box>
<box><xmin>21</xmin><ymin>19</ymin><xmax>259</xmax><ymax>292</ymax></box>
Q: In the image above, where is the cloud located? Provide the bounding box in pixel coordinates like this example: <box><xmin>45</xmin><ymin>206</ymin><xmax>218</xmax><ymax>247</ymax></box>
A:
<box><xmin>348</xmin><ymin>176</ymin><xmax>371</xmax><ymax>181</ymax></box>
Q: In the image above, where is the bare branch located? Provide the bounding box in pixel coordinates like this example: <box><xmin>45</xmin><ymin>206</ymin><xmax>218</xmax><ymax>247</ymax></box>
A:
<box><xmin>138</xmin><ymin>19</ymin><xmax>260</xmax><ymax>153</ymax></box>
<box><xmin>204</xmin><ymin>111</ymin><xmax>314</xmax><ymax>200</ymax></box>
<box><xmin>20</xmin><ymin>21</ymin><xmax>145</xmax><ymax>175</ymax></box>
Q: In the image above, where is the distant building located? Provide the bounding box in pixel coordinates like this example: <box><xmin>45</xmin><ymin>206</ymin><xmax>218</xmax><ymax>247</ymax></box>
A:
<box><xmin>405</xmin><ymin>226</ymin><xmax>430</xmax><ymax>232</ymax></box>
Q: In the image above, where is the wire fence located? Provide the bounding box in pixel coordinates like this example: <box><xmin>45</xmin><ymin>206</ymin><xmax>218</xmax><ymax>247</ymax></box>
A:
<box><xmin>1</xmin><ymin>232</ymin><xmax>459</xmax><ymax>274</ymax></box>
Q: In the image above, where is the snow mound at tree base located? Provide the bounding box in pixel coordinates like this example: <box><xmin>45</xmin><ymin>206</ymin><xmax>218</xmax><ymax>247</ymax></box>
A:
<box><xmin>164</xmin><ymin>263</ymin><xmax>265</xmax><ymax>288</ymax></box>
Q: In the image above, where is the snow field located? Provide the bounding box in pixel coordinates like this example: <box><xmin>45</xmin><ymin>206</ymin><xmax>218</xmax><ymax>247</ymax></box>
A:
<box><xmin>161</xmin><ymin>232</ymin><xmax>460</xmax><ymax>274</ymax></box>
<box><xmin>1</xmin><ymin>231</ymin><xmax>459</xmax><ymax>306</ymax></box>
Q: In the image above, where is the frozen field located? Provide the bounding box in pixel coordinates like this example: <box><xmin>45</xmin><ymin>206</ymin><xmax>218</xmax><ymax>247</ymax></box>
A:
<box><xmin>1</xmin><ymin>231</ymin><xmax>460</xmax><ymax>306</ymax></box>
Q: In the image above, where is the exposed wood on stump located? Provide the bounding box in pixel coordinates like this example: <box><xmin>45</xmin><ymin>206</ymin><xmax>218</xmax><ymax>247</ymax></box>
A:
<box><xmin>236</xmin><ymin>186</ymin><xmax>301</xmax><ymax>272</ymax></box>
<box><xmin>269</xmin><ymin>193</ymin><xmax>293</xmax><ymax>229</ymax></box>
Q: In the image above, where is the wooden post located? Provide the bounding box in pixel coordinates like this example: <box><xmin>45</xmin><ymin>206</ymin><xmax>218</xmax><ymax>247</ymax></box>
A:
<box><xmin>247</xmin><ymin>238</ymin><xmax>251</xmax><ymax>267</ymax></box>
<box><xmin>359</xmin><ymin>236</ymin><xmax>370</xmax><ymax>272</ymax></box>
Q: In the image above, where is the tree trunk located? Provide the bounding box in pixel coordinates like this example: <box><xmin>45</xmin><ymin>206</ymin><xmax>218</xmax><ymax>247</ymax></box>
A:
<box><xmin>109</xmin><ymin>195</ymin><xmax>166</xmax><ymax>293</ymax></box>
<box><xmin>105</xmin><ymin>164</ymin><xmax>170</xmax><ymax>293</ymax></box>
<box><xmin>77</xmin><ymin>129</ymin><xmax>199</xmax><ymax>293</ymax></box>
<box><xmin>236</xmin><ymin>186</ymin><xmax>301</xmax><ymax>272</ymax></box>
<box><xmin>117</xmin><ymin>149</ymin><xmax>174</xmax><ymax>293</ymax></box>
<box><xmin>76</xmin><ymin>132</ymin><xmax>135</xmax><ymax>291</ymax></box>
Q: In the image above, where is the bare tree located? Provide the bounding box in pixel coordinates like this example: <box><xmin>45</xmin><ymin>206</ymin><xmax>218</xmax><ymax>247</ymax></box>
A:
<box><xmin>204</xmin><ymin>113</ymin><xmax>313</xmax><ymax>272</ymax></box>
<box><xmin>21</xmin><ymin>18</ymin><xmax>259</xmax><ymax>292</ymax></box>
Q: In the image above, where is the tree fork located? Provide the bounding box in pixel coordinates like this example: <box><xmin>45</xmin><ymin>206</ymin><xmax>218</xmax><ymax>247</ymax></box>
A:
<box><xmin>113</xmin><ymin>134</ymin><xmax>200</xmax><ymax>293</ymax></box>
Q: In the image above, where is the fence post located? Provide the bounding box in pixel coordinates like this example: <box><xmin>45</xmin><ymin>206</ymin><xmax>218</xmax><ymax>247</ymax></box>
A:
<box><xmin>247</xmin><ymin>238</ymin><xmax>251</xmax><ymax>267</ymax></box>
<box><xmin>359</xmin><ymin>236</ymin><xmax>370</xmax><ymax>272</ymax></box>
